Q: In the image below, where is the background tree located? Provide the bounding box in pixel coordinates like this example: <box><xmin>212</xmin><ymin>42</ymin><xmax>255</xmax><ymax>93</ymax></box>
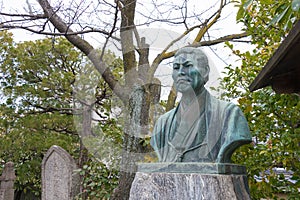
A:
<box><xmin>0</xmin><ymin>0</ymin><xmax>250</xmax><ymax>198</ymax></box>
<box><xmin>0</xmin><ymin>31</ymin><xmax>121</xmax><ymax>199</ymax></box>
<box><xmin>219</xmin><ymin>0</ymin><xmax>300</xmax><ymax>199</ymax></box>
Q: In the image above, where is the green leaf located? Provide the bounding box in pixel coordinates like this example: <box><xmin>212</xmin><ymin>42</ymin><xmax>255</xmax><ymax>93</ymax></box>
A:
<box><xmin>260</xmin><ymin>0</ymin><xmax>272</xmax><ymax>5</ymax></box>
<box><xmin>268</xmin><ymin>5</ymin><xmax>290</xmax><ymax>27</ymax></box>
<box><xmin>236</xmin><ymin>6</ymin><xmax>245</xmax><ymax>21</ymax></box>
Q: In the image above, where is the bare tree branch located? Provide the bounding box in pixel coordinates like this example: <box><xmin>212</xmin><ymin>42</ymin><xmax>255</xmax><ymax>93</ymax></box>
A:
<box><xmin>0</xmin><ymin>12</ymin><xmax>45</xmax><ymax>18</ymax></box>
<box><xmin>36</xmin><ymin>0</ymin><xmax>127</xmax><ymax>100</ymax></box>
<box><xmin>193</xmin><ymin>0</ymin><xmax>225</xmax><ymax>43</ymax></box>
<box><xmin>163</xmin><ymin>32</ymin><xmax>249</xmax><ymax>59</ymax></box>
<box><xmin>100</xmin><ymin>3</ymin><xmax>120</xmax><ymax>60</ymax></box>
<box><xmin>0</xmin><ymin>6</ymin><xmax>121</xmax><ymax>40</ymax></box>
<box><xmin>0</xmin><ymin>24</ymin><xmax>120</xmax><ymax>40</ymax></box>
<box><xmin>192</xmin><ymin>32</ymin><xmax>249</xmax><ymax>47</ymax></box>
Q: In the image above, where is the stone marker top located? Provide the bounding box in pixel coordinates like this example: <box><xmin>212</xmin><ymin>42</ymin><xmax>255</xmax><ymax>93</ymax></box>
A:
<box><xmin>42</xmin><ymin>145</ymin><xmax>77</xmax><ymax>169</ymax></box>
<box><xmin>0</xmin><ymin>162</ymin><xmax>16</xmax><ymax>181</ymax></box>
<box><xmin>137</xmin><ymin>162</ymin><xmax>247</xmax><ymax>175</ymax></box>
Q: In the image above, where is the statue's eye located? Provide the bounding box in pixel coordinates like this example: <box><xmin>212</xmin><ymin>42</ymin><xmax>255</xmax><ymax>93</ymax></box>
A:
<box><xmin>173</xmin><ymin>64</ymin><xmax>179</xmax><ymax>70</ymax></box>
<box><xmin>185</xmin><ymin>64</ymin><xmax>193</xmax><ymax>68</ymax></box>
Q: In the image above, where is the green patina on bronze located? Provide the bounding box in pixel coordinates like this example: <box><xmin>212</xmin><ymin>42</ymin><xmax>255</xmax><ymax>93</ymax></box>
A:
<box><xmin>150</xmin><ymin>47</ymin><xmax>252</xmax><ymax>163</ymax></box>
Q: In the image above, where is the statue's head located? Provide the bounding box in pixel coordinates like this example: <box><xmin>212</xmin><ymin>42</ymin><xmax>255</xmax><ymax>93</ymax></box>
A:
<box><xmin>172</xmin><ymin>47</ymin><xmax>210</xmax><ymax>95</ymax></box>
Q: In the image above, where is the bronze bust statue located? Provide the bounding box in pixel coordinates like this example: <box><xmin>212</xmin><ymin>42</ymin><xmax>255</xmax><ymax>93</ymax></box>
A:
<box><xmin>150</xmin><ymin>47</ymin><xmax>252</xmax><ymax>163</ymax></box>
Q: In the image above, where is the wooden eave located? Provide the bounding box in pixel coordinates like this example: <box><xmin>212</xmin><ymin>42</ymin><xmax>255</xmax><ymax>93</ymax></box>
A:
<box><xmin>249</xmin><ymin>20</ymin><xmax>300</xmax><ymax>94</ymax></box>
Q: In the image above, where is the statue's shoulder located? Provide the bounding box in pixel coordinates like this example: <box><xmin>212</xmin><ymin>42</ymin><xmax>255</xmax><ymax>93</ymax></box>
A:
<box><xmin>156</xmin><ymin>107</ymin><xmax>177</xmax><ymax>122</ymax></box>
<box><xmin>208</xmin><ymin>94</ymin><xmax>245</xmax><ymax>111</ymax></box>
<box><xmin>208</xmin><ymin>94</ymin><xmax>237</xmax><ymax>111</ymax></box>
<box><xmin>152</xmin><ymin>107</ymin><xmax>177</xmax><ymax>139</ymax></box>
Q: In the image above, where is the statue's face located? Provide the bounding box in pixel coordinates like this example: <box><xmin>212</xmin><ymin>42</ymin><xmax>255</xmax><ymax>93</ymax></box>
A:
<box><xmin>172</xmin><ymin>53</ymin><xmax>205</xmax><ymax>95</ymax></box>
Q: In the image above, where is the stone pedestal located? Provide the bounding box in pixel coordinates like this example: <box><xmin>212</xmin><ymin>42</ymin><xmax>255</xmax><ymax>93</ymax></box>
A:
<box><xmin>129</xmin><ymin>163</ymin><xmax>251</xmax><ymax>200</ymax></box>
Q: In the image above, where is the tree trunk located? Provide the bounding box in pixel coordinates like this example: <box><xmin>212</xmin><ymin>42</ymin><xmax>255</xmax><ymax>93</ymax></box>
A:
<box><xmin>110</xmin><ymin>0</ymin><xmax>139</xmax><ymax>198</ymax></box>
<box><xmin>79</xmin><ymin>104</ymin><xmax>93</xmax><ymax>167</ymax></box>
<box><xmin>78</xmin><ymin>105</ymin><xmax>92</xmax><ymax>200</ymax></box>
<box><xmin>111</xmin><ymin>87</ymin><xmax>152</xmax><ymax>199</ymax></box>
<box><xmin>165</xmin><ymin>84</ymin><xmax>177</xmax><ymax>112</ymax></box>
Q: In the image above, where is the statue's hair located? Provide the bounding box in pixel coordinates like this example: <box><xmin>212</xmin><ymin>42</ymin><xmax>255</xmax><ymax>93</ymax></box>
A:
<box><xmin>174</xmin><ymin>47</ymin><xmax>210</xmax><ymax>83</ymax></box>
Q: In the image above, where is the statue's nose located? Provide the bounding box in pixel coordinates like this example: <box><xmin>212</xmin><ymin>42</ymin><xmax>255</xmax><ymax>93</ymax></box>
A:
<box><xmin>178</xmin><ymin>65</ymin><xmax>187</xmax><ymax>75</ymax></box>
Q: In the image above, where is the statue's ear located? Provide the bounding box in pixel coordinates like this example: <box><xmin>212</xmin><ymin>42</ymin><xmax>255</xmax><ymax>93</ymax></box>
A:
<box><xmin>203</xmin><ymin>71</ymin><xmax>210</xmax><ymax>83</ymax></box>
<box><xmin>200</xmin><ymin>67</ymin><xmax>210</xmax><ymax>83</ymax></box>
<box><xmin>196</xmin><ymin>57</ymin><xmax>210</xmax><ymax>83</ymax></box>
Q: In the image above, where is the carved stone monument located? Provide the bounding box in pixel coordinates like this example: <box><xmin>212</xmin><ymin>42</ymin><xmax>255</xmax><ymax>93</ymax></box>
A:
<box><xmin>130</xmin><ymin>47</ymin><xmax>252</xmax><ymax>199</ymax></box>
<box><xmin>42</xmin><ymin>145</ymin><xmax>79</xmax><ymax>200</ymax></box>
<box><xmin>0</xmin><ymin>162</ymin><xmax>16</xmax><ymax>200</ymax></box>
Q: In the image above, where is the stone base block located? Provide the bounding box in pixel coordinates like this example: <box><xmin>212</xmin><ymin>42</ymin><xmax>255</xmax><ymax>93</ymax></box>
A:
<box><xmin>129</xmin><ymin>163</ymin><xmax>251</xmax><ymax>200</ymax></box>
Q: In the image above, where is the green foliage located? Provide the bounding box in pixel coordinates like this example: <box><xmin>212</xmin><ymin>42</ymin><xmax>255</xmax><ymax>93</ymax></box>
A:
<box><xmin>0</xmin><ymin>33</ymin><xmax>82</xmax><ymax>196</ymax></box>
<box><xmin>0</xmin><ymin>129</ymin><xmax>77</xmax><ymax>196</ymax></box>
<box><xmin>82</xmin><ymin>118</ymin><xmax>123</xmax><ymax>170</ymax></box>
<box><xmin>229</xmin><ymin>90</ymin><xmax>300</xmax><ymax>199</ymax></box>
<box><xmin>75</xmin><ymin>158</ymin><xmax>119</xmax><ymax>200</ymax></box>
<box><xmin>220</xmin><ymin>3</ymin><xmax>300</xmax><ymax>197</ymax></box>
<box><xmin>0</xmin><ymin>31</ymin><xmax>123</xmax><ymax>198</ymax></box>
<box><xmin>236</xmin><ymin>0</ymin><xmax>300</xmax><ymax>32</ymax></box>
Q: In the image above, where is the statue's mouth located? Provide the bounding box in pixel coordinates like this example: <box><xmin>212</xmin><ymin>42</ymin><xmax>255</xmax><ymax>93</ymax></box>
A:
<box><xmin>177</xmin><ymin>78</ymin><xmax>191</xmax><ymax>84</ymax></box>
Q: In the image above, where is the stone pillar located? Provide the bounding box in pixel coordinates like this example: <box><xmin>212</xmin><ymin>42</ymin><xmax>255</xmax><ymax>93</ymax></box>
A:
<box><xmin>0</xmin><ymin>162</ymin><xmax>16</xmax><ymax>200</ymax></box>
<box><xmin>129</xmin><ymin>163</ymin><xmax>251</xmax><ymax>200</ymax></box>
<box><xmin>42</xmin><ymin>145</ymin><xmax>80</xmax><ymax>200</ymax></box>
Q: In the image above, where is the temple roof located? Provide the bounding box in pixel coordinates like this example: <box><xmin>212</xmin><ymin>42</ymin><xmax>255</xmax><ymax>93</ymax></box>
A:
<box><xmin>249</xmin><ymin>20</ymin><xmax>300</xmax><ymax>94</ymax></box>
